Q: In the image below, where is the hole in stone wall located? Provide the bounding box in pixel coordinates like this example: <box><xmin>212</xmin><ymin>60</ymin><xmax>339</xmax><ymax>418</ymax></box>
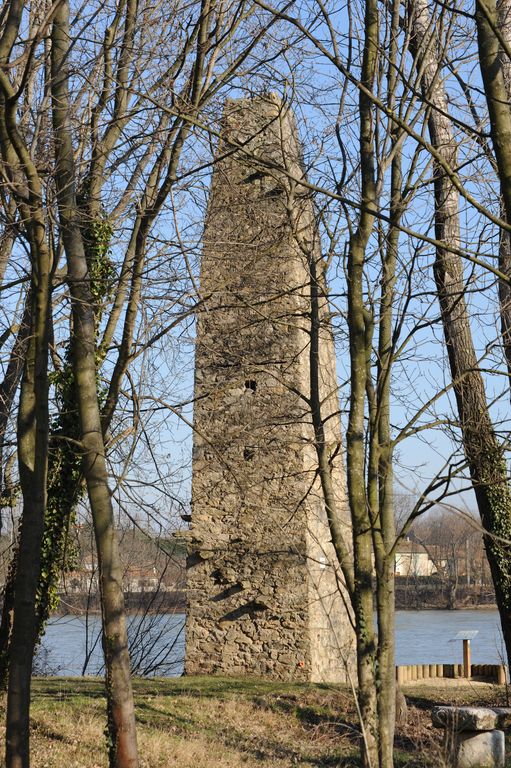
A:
<box><xmin>243</xmin><ymin>447</ymin><xmax>255</xmax><ymax>461</ymax></box>
<box><xmin>244</xmin><ymin>379</ymin><xmax>257</xmax><ymax>392</ymax></box>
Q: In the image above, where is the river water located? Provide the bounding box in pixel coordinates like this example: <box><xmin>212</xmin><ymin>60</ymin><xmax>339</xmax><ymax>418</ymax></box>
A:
<box><xmin>37</xmin><ymin>609</ymin><xmax>503</xmax><ymax>677</ymax></box>
<box><xmin>394</xmin><ymin>609</ymin><xmax>504</xmax><ymax>666</ymax></box>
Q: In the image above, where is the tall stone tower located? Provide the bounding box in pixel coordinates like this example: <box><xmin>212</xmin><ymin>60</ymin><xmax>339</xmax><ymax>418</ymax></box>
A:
<box><xmin>185</xmin><ymin>96</ymin><xmax>354</xmax><ymax>682</ymax></box>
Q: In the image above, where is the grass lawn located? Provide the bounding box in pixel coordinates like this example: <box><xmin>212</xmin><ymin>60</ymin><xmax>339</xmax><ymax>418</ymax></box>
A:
<box><xmin>0</xmin><ymin>677</ymin><xmax>508</xmax><ymax>767</ymax></box>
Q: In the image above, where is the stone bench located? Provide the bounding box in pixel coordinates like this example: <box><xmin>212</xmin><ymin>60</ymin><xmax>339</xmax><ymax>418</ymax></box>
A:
<box><xmin>431</xmin><ymin>706</ymin><xmax>510</xmax><ymax>768</ymax></box>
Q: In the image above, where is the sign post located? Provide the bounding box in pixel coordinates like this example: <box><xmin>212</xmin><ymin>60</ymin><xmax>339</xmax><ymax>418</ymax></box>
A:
<box><xmin>450</xmin><ymin>631</ymin><xmax>478</xmax><ymax>679</ymax></box>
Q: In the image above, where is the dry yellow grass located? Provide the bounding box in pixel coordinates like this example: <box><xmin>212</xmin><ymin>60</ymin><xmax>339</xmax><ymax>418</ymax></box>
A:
<box><xmin>0</xmin><ymin>676</ymin><xmax>507</xmax><ymax>767</ymax></box>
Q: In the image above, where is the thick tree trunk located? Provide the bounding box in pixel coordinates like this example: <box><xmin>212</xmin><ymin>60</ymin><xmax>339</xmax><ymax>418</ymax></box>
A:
<box><xmin>410</xmin><ymin>0</ymin><xmax>511</xmax><ymax>670</ymax></box>
<box><xmin>51</xmin><ymin>5</ymin><xmax>139</xmax><ymax>766</ymax></box>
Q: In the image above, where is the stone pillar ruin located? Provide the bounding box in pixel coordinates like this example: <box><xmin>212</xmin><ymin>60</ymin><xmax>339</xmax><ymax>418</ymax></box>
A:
<box><xmin>185</xmin><ymin>95</ymin><xmax>354</xmax><ymax>682</ymax></box>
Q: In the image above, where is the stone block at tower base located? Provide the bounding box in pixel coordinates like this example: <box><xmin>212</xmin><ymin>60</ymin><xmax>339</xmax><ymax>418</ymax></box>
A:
<box><xmin>455</xmin><ymin>730</ymin><xmax>504</xmax><ymax>768</ymax></box>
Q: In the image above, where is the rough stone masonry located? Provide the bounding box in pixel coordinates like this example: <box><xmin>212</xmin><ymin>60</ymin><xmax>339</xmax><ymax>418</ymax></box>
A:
<box><xmin>185</xmin><ymin>95</ymin><xmax>355</xmax><ymax>682</ymax></box>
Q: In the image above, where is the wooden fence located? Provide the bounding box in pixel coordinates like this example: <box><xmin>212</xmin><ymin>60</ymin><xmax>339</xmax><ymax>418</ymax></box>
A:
<box><xmin>395</xmin><ymin>663</ymin><xmax>507</xmax><ymax>684</ymax></box>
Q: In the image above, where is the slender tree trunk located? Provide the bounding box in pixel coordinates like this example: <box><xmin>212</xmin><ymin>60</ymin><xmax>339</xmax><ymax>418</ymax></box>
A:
<box><xmin>498</xmin><ymin>208</ymin><xmax>511</xmax><ymax>388</ymax></box>
<box><xmin>4</xmin><ymin>200</ymin><xmax>51</xmax><ymax>768</ymax></box>
<box><xmin>370</xmin><ymin>2</ymin><xmax>404</xmax><ymax>760</ymax></box>
<box><xmin>308</xmin><ymin>255</ymin><xmax>355</xmax><ymax>591</ymax></box>
<box><xmin>475</xmin><ymin>0</ymin><xmax>511</xmax><ymax>223</ymax></box>
<box><xmin>0</xmin><ymin>296</ymin><xmax>31</xmax><ymax>507</ymax></box>
<box><xmin>0</xmin><ymin>297</ymin><xmax>31</xmax><ymax>688</ymax></box>
<box><xmin>51</xmin><ymin>5</ymin><xmax>139</xmax><ymax>766</ymax></box>
<box><xmin>5</xmin><ymin>339</ymin><xmax>47</xmax><ymax>768</ymax></box>
<box><xmin>490</xmin><ymin>0</ymin><xmax>511</xmax><ymax>390</ymax></box>
<box><xmin>476</xmin><ymin>0</ymin><xmax>511</xmax><ymax>382</ymax></box>
<box><xmin>0</xmin><ymin>196</ymin><xmax>16</xmax><ymax>286</ymax></box>
<box><xmin>309</xmin><ymin>233</ymin><xmax>379</xmax><ymax>768</ymax></box>
<box><xmin>410</xmin><ymin>0</ymin><xmax>511</xmax><ymax>670</ymax></box>
<box><xmin>345</xmin><ymin>0</ymin><xmax>381</xmax><ymax>764</ymax></box>
<box><xmin>373</xmin><ymin>135</ymin><xmax>401</xmax><ymax>768</ymax></box>
<box><xmin>0</xmin><ymin>3</ymin><xmax>52</xmax><ymax>762</ymax></box>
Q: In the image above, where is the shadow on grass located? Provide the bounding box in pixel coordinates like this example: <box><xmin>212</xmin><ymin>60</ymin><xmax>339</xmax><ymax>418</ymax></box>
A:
<box><xmin>31</xmin><ymin>719</ymin><xmax>74</xmax><ymax>744</ymax></box>
<box><xmin>136</xmin><ymin>700</ymin><xmax>199</xmax><ymax>732</ymax></box>
<box><xmin>253</xmin><ymin>693</ymin><xmax>360</xmax><ymax>740</ymax></box>
<box><xmin>131</xmin><ymin>679</ymin><xmax>361</xmax><ymax>766</ymax></box>
<box><xmin>33</xmin><ymin>674</ymin><xmax>350</xmax><ymax>696</ymax></box>
<box><xmin>32</xmin><ymin>677</ymin><xmax>107</xmax><ymax>700</ymax></box>
<box><xmin>219</xmin><ymin>723</ymin><xmax>361</xmax><ymax>768</ymax></box>
<box><xmin>30</xmin><ymin>677</ymin><xmax>461</xmax><ymax>767</ymax></box>
<box><xmin>135</xmin><ymin>700</ymin><xmax>362</xmax><ymax>767</ymax></box>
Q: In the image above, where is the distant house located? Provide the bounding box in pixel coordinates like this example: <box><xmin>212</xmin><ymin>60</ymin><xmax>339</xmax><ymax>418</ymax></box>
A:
<box><xmin>56</xmin><ymin>527</ymin><xmax>186</xmax><ymax>597</ymax></box>
<box><xmin>123</xmin><ymin>565</ymin><xmax>160</xmax><ymax>593</ymax></box>
<box><xmin>61</xmin><ymin>567</ymin><xmax>98</xmax><ymax>594</ymax></box>
<box><xmin>63</xmin><ymin>554</ymin><xmax>99</xmax><ymax>592</ymax></box>
<box><xmin>395</xmin><ymin>540</ymin><xmax>438</xmax><ymax>577</ymax></box>
<box><xmin>60</xmin><ymin>563</ymin><xmax>162</xmax><ymax>594</ymax></box>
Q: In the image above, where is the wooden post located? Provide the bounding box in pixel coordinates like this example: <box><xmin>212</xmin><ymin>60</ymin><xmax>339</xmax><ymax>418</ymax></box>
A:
<box><xmin>463</xmin><ymin>638</ymin><xmax>471</xmax><ymax>679</ymax></box>
<box><xmin>498</xmin><ymin>665</ymin><xmax>507</xmax><ymax>685</ymax></box>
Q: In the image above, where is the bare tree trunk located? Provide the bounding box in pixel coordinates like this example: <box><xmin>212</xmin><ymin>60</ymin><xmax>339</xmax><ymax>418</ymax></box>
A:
<box><xmin>1</xmin><ymin>158</ymin><xmax>51</xmax><ymax>768</ymax></box>
<box><xmin>51</xmin><ymin>4</ymin><xmax>138</xmax><ymax>766</ymax></box>
<box><xmin>346</xmin><ymin>2</ymin><xmax>381</xmax><ymax>763</ymax></box>
<box><xmin>0</xmin><ymin>196</ymin><xmax>16</xmax><ymax>286</ymax></box>
<box><xmin>410</xmin><ymin>0</ymin><xmax>511</xmax><ymax>670</ymax></box>
<box><xmin>490</xmin><ymin>0</ymin><xmax>511</xmax><ymax>390</ymax></box>
<box><xmin>0</xmin><ymin>297</ymin><xmax>31</xmax><ymax>688</ymax></box>
<box><xmin>5</xmin><ymin>320</ymin><xmax>49</xmax><ymax>768</ymax></box>
<box><xmin>476</xmin><ymin>0</ymin><xmax>511</xmax><ymax>224</ymax></box>
<box><xmin>368</xmin><ymin>2</ymin><xmax>405</xmax><ymax>759</ymax></box>
<box><xmin>0</xmin><ymin>296</ymin><xmax>30</xmax><ymax>508</ymax></box>
<box><xmin>498</xmin><ymin>210</ymin><xmax>511</xmax><ymax>388</ymax></box>
<box><xmin>308</xmin><ymin>255</ymin><xmax>355</xmax><ymax>592</ymax></box>
<box><xmin>373</xmin><ymin>108</ymin><xmax>401</xmax><ymax>768</ymax></box>
<box><xmin>0</xmin><ymin>4</ymin><xmax>52</xmax><ymax>763</ymax></box>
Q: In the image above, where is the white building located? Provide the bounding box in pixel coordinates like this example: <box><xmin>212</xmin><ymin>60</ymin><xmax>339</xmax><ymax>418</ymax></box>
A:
<box><xmin>395</xmin><ymin>541</ymin><xmax>439</xmax><ymax>577</ymax></box>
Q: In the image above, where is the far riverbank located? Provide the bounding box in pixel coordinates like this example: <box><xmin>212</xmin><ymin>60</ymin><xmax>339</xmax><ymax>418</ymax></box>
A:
<box><xmin>54</xmin><ymin>584</ymin><xmax>495</xmax><ymax>616</ymax></box>
<box><xmin>56</xmin><ymin>589</ymin><xmax>186</xmax><ymax>615</ymax></box>
<box><xmin>394</xmin><ymin>580</ymin><xmax>495</xmax><ymax>610</ymax></box>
